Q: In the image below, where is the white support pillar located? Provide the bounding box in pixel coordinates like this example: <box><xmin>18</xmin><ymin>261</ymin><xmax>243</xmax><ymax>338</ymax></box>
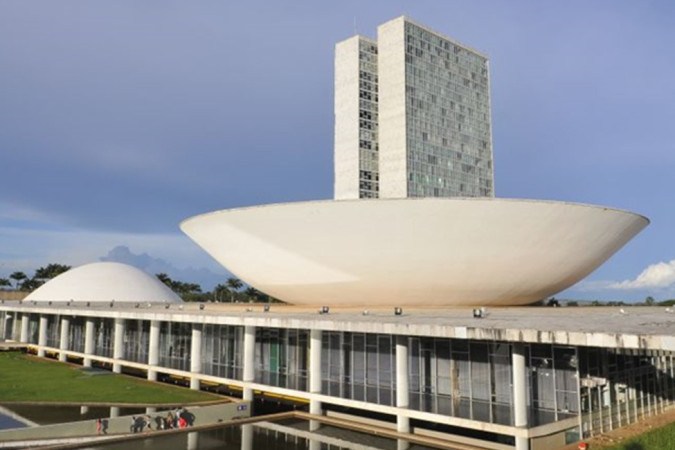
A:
<box><xmin>147</xmin><ymin>320</ymin><xmax>160</xmax><ymax>381</ymax></box>
<box><xmin>512</xmin><ymin>343</ymin><xmax>529</xmax><ymax>450</ymax></box>
<box><xmin>83</xmin><ymin>318</ymin><xmax>95</xmax><ymax>368</ymax></box>
<box><xmin>37</xmin><ymin>315</ymin><xmax>48</xmax><ymax>357</ymax></box>
<box><xmin>112</xmin><ymin>318</ymin><xmax>125</xmax><ymax>373</ymax></box>
<box><xmin>20</xmin><ymin>313</ymin><xmax>29</xmax><ymax>342</ymax></box>
<box><xmin>396</xmin><ymin>336</ymin><xmax>411</xmax><ymax>450</ymax></box>
<box><xmin>242</xmin><ymin>326</ymin><xmax>256</xmax><ymax>402</ymax></box>
<box><xmin>58</xmin><ymin>316</ymin><xmax>70</xmax><ymax>362</ymax></box>
<box><xmin>187</xmin><ymin>431</ymin><xmax>199</xmax><ymax>450</ymax></box>
<box><xmin>241</xmin><ymin>423</ymin><xmax>253</xmax><ymax>450</ymax></box>
<box><xmin>190</xmin><ymin>325</ymin><xmax>202</xmax><ymax>390</ymax></box>
<box><xmin>309</xmin><ymin>329</ymin><xmax>323</xmax><ymax>431</ymax></box>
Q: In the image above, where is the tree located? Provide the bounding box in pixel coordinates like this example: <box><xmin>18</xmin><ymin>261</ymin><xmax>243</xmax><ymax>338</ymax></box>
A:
<box><xmin>0</xmin><ymin>278</ymin><xmax>11</xmax><ymax>289</ymax></box>
<box><xmin>244</xmin><ymin>287</ymin><xmax>260</xmax><ymax>303</ymax></box>
<box><xmin>226</xmin><ymin>277</ymin><xmax>243</xmax><ymax>302</ymax></box>
<box><xmin>567</xmin><ymin>301</ymin><xmax>579</xmax><ymax>307</ymax></box>
<box><xmin>645</xmin><ymin>296</ymin><xmax>656</xmax><ymax>306</ymax></box>
<box><xmin>156</xmin><ymin>273</ymin><xmax>173</xmax><ymax>287</ymax></box>
<box><xmin>213</xmin><ymin>284</ymin><xmax>229</xmax><ymax>302</ymax></box>
<box><xmin>20</xmin><ymin>278</ymin><xmax>43</xmax><ymax>291</ymax></box>
<box><xmin>155</xmin><ymin>273</ymin><xmax>203</xmax><ymax>300</ymax></box>
<box><xmin>34</xmin><ymin>263</ymin><xmax>71</xmax><ymax>281</ymax></box>
<box><xmin>9</xmin><ymin>271</ymin><xmax>27</xmax><ymax>290</ymax></box>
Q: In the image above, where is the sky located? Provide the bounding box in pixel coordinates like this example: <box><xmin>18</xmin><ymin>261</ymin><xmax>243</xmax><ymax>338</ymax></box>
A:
<box><xmin>1</xmin><ymin>1</ymin><xmax>674</xmax><ymax>301</ymax></box>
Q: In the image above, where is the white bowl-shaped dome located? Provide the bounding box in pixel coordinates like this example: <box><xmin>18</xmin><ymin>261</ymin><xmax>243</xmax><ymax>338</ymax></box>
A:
<box><xmin>25</xmin><ymin>262</ymin><xmax>183</xmax><ymax>303</ymax></box>
<box><xmin>181</xmin><ymin>198</ymin><xmax>648</xmax><ymax>307</ymax></box>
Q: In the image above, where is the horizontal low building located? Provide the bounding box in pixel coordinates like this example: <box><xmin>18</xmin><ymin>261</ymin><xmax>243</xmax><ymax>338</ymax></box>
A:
<box><xmin>1</xmin><ymin>302</ymin><xmax>673</xmax><ymax>450</ymax></box>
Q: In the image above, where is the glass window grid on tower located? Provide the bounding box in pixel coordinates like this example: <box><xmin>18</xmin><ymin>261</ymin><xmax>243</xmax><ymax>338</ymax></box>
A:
<box><xmin>403</xmin><ymin>21</ymin><xmax>493</xmax><ymax>198</ymax></box>
<box><xmin>358</xmin><ymin>39</ymin><xmax>379</xmax><ymax>198</ymax></box>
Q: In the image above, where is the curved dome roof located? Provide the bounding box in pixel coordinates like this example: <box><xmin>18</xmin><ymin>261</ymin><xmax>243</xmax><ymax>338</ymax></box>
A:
<box><xmin>25</xmin><ymin>262</ymin><xmax>183</xmax><ymax>303</ymax></box>
<box><xmin>181</xmin><ymin>198</ymin><xmax>648</xmax><ymax>307</ymax></box>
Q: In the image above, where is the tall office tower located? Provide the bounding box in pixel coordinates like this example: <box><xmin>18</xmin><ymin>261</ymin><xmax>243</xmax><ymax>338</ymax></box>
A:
<box><xmin>334</xmin><ymin>16</ymin><xmax>494</xmax><ymax>200</ymax></box>
<box><xmin>334</xmin><ymin>35</ymin><xmax>380</xmax><ymax>199</ymax></box>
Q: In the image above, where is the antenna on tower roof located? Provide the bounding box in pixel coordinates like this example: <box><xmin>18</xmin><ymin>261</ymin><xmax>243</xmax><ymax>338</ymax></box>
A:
<box><xmin>353</xmin><ymin>16</ymin><xmax>358</xmax><ymax>35</ymax></box>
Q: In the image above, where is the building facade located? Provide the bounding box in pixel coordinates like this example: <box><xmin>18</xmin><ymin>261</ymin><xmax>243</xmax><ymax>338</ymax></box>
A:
<box><xmin>334</xmin><ymin>16</ymin><xmax>494</xmax><ymax>200</ymax></box>
<box><xmin>2</xmin><ymin>303</ymin><xmax>674</xmax><ymax>450</ymax></box>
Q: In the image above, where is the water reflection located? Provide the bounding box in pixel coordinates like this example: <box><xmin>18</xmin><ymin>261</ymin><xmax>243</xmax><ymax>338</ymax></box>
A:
<box><xmin>0</xmin><ymin>405</ymin><xmax>438</xmax><ymax>450</ymax></box>
<box><xmin>89</xmin><ymin>420</ymin><xmax>438</xmax><ymax>450</ymax></box>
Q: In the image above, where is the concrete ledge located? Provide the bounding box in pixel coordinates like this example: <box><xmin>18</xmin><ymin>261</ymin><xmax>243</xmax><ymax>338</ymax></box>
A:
<box><xmin>0</xmin><ymin>401</ymin><xmax>250</xmax><ymax>443</ymax></box>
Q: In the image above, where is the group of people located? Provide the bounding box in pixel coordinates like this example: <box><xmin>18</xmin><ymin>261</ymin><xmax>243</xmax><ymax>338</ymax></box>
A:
<box><xmin>129</xmin><ymin>408</ymin><xmax>193</xmax><ymax>433</ymax></box>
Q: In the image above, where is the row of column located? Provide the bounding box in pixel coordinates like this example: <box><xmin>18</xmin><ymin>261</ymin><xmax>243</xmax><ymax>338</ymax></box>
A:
<box><xmin>23</xmin><ymin>313</ymin><xmax>531</xmax><ymax>449</ymax></box>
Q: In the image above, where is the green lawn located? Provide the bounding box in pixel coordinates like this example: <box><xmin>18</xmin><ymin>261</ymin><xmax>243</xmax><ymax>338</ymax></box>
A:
<box><xmin>603</xmin><ymin>420</ymin><xmax>675</xmax><ymax>450</ymax></box>
<box><xmin>0</xmin><ymin>352</ymin><xmax>222</xmax><ymax>404</ymax></box>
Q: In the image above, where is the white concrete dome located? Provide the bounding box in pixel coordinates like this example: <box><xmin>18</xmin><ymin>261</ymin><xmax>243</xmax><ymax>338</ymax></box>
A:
<box><xmin>24</xmin><ymin>262</ymin><xmax>183</xmax><ymax>303</ymax></box>
<box><xmin>181</xmin><ymin>198</ymin><xmax>648</xmax><ymax>307</ymax></box>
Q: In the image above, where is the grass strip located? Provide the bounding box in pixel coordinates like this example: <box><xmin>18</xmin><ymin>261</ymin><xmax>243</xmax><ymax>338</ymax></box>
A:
<box><xmin>602</xmin><ymin>420</ymin><xmax>675</xmax><ymax>449</ymax></box>
<box><xmin>0</xmin><ymin>352</ymin><xmax>221</xmax><ymax>404</ymax></box>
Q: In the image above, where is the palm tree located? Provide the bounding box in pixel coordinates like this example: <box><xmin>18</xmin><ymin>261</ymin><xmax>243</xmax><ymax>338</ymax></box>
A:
<box><xmin>9</xmin><ymin>271</ymin><xmax>27</xmax><ymax>290</ymax></box>
<box><xmin>34</xmin><ymin>263</ymin><xmax>71</xmax><ymax>281</ymax></box>
<box><xmin>244</xmin><ymin>287</ymin><xmax>260</xmax><ymax>303</ymax></box>
<box><xmin>226</xmin><ymin>277</ymin><xmax>243</xmax><ymax>302</ymax></box>
<box><xmin>213</xmin><ymin>284</ymin><xmax>229</xmax><ymax>302</ymax></box>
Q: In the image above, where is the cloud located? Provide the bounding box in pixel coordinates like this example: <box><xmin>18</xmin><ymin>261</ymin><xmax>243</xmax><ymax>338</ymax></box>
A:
<box><xmin>609</xmin><ymin>260</ymin><xmax>675</xmax><ymax>290</ymax></box>
<box><xmin>100</xmin><ymin>245</ymin><xmax>229</xmax><ymax>291</ymax></box>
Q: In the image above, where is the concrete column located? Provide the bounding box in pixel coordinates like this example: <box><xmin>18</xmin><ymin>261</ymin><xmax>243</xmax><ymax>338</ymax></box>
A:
<box><xmin>512</xmin><ymin>343</ymin><xmax>529</xmax><ymax>450</ymax></box>
<box><xmin>109</xmin><ymin>406</ymin><xmax>120</xmax><ymax>418</ymax></box>
<box><xmin>241</xmin><ymin>423</ymin><xmax>253</xmax><ymax>450</ymax></box>
<box><xmin>147</xmin><ymin>320</ymin><xmax>160</xmax><ymax>381</ymax></box>
<box><xmin>396</xmin><ymin>336</ymin><xmax>410</xmax><ymax>450</ymax></box>
<box><xmin>190</xmin><ymin>325</ymin><xmax>202</xmax><ymax>390</ymax></box>
<box><xmin>37</xmin><ymin>315</ymin><xmax>48</xmax><ymax>357</ymax></box>
<box><xmin>58</xmin><ymin>316</ymin><xmax>70</xmax><ymax>362</ymax></box>
<box><xmin>20</xmin><ymin>313</ymin><xmax>29</xmax><ymax>342</ymax></box>
<box><xmin>309</xmin><ymin>329</ymin><xmax>322</xmax><ymax>431</ymax></box>
<box><xmin>242</xmin><ymin>326</ymin><xmax>256</xmax><ymax>402</ymax></box>
<box><xmin>80</xmin><ymin>406</ymin><xmax>89</xmax><ymax>415</ymax></box>
<box><xmin>187</xmin><ymin>431</ymin><xmax>199</xmax><ymax>450</ymax></box>
<box><xmin>112</xmin><ymin>318</ymin><xmax>125</xmax><ymax>373</ymax></box>
<box><xmin>83</xmin><ymin>318</ymin><xmax>95</xmax><ymax>368</ymax></box>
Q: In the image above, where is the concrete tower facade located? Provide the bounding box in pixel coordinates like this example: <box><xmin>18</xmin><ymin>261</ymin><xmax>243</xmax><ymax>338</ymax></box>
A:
<box><xmin>334</xmin><ymin>16</ymin><xmax>494</xmax><ymax>200</ymax></box>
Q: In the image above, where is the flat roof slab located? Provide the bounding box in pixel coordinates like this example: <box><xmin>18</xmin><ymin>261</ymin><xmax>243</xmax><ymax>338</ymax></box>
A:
<box><xmin>3</xmin><ymin>304</ymin><xmax>674</xmax><ymax>352</ymax></box>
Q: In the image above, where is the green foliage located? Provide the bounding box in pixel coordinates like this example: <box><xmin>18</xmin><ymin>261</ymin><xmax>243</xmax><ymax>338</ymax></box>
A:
<box><xmin>155</xmin><ymin>273</ymin><xmax>202</xmax><ymax>298</ymax></box>
<box><xmin>603</xmin><ymin>420</ymin><xmax>675</xmax><ymax>449</ymax></box>
<box><xmin>567</xmin><ymin>301</ymin><xmax>579</xmax><ymax>307</ymax></box>
<box><xmin>34</xmin><ymin>263</ymin><xmax>71</xmax><ymax>280</ymax></box>
<box><xmin>9</xmin><ymin>271</ymin><xmax>27</xmax><ymax>289</ymax></box>
<box><xmin>0</xmin><ymin>352</ymin><xmax>220</xmax><ymax>404</ymax></box>
<box><xmin>658</xmin><ymin>299</ymin><xmax>675</xmax><ymax>306</ymax></box>
<box><xmin>0</xmin><ymin>278</ymin><xmax>11</xmax><ymax>288</ymax></box>
<box><xmin>644</xmin><ymin>296</ymin><xmax>656</xmax><ymax>306</ymax></box>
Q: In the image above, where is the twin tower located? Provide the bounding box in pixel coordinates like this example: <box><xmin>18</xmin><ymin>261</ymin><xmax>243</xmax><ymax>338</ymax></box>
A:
<box><xmin>334</xmin><ymin>16</ymin><xmax>495</xmax><ymax>200</ymax></box>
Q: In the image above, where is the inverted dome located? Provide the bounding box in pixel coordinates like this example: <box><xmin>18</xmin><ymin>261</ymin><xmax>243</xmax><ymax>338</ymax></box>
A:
<box><xmin>181</xmin><ymin>198</ymin><xmax>648</xmax><ymax>307</ymax></box>
<box><xmin>25</xmin><ymin>262</ymin><xmax>183</xmax><ymax>303</ymax></box>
